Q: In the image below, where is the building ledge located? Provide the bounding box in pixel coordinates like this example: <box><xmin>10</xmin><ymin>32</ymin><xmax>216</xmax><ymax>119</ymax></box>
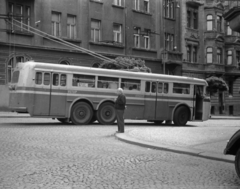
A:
<box><xmin>6</xmin><ymin>29</ymin><xmax>34</xmax><ymax>37</ymax></box>
<box><xmin>132</xmin><ymin>9</ymin><xmax>152</xmax><ymax>16</ymax></box>
<box><xmin>112</xmin><ymin>4</ymin><xmax>124</xmax><ymax>9</ymax></box>
<box><xmin>90</xmin><ymin>41</ymin><xmax>125</xmax><ymax>48</ymax></box>
<box><xmin>132</xmin><ymin>47</ymin><xmax>157</xmax><ymax>53</ymax></box>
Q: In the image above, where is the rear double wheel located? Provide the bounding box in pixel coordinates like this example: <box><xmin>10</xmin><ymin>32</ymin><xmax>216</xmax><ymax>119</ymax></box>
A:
<box><xmin>71</xmin><ymin>102</ymin><xmax>93</xmax><ymax>125</ymax></box>
<box><xmin>97</xmin><ymin>102</ymin><xmax>116</xmax><ymax>125</ymax></box>
<box><xmin>173</xmin><ymin>106</ymin><xmax>189</xmax><ymax>126</ymax></box>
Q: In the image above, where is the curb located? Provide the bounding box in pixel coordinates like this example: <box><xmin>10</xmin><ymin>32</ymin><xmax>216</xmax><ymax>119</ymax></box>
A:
<box><xmin>115</xmin><ymin>132</ymin><xmax>235</xmax><ymax>164</ymax></box>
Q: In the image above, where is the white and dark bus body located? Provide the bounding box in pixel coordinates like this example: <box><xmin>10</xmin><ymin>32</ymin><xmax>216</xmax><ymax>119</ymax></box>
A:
<box><xmin>9</xmin><ymin>61</ymin><xmax>211</xmax><ymax>125</ymax></box>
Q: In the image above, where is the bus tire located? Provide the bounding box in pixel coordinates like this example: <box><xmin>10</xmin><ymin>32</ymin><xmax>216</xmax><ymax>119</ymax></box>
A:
<box><xmin>71</xmin><ymin>102</ymin><xmax>93</xmax><ymax>125</ymax></box>
<box><xmin>173</xmin><ymin>106</ymin><xmax>189</xmax><ymax>126</ymax></box>
<box><xmin>97</xmin><ymin>102</ymin><xmax>116</xmax><ymax>125</ymax></box>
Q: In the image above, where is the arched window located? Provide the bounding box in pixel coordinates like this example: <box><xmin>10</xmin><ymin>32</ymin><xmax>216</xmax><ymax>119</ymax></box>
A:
<box><xmin>227</xmin><ymin>50</ymin><xmax>232</xmax><ymax>65</ymax></box>
<box><xmin>217</xmin><ymin>15</ymin><xmax>222</xmax><ymax>32</ymax></box>
<box><xmin>227</xmin><ymin>22</ymin><xmax>232</xmax><ymax>35</ymax></box>
<box><xmin>206</xmin><ymin>47</ymin><xmax>213</xmax><ymax>63</ymax></box>
<box><xmin>217</xmin><ymin>48</ymin><xmax>222</xmax><ymax>64</ymax></box>
<box><xmin>8</xmin><ymin>55</ymin><xmax>30</xmax><ymax>83</ymax></box>
<box><xmin>207</xmin><ymin>15</ymin><xmax>213</xmax><ymax>31</ymax></box>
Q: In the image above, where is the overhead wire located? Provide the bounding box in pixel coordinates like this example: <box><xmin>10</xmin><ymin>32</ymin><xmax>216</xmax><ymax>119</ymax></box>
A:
<box><xmin>5</xmin><ymin>18</ymin><xmax>115</xmax><ymax>63</ymax></box>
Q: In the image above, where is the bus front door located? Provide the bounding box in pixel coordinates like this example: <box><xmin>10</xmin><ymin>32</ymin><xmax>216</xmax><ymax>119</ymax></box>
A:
<box><xmin>194</xmin><ymin>85</ymin><xmax>204</xmax><ymax>120</ymax></box>
<box><xmin>155</xmin><ymin>82</ymin><xmax>169</xmax><ymax>121</ymax></box>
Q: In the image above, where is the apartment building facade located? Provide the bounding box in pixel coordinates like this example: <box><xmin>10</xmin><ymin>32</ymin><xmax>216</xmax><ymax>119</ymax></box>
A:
<box><xmin>0</xmin><ymin>0</ymin><xmax>182</xmax><ymax>110</ymax></box>
<box><xmin>180</xmin><ymin>0</ymin><xmax>240</xmax><ymax>116</ymax></box>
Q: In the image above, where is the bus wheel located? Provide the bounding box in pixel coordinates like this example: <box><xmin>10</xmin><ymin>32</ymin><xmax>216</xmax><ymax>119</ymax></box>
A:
<box><xmin>173</xmin><ymin>106</ymin><xmax>189</xmax><ymax>126</ymax></box>
<box><xmin>71</xmin><ymin>102</ymin><xmax>93</xmax><ymax>125</ymax></box>
<box><xmin>97</xmin><ymin>102</ymin><xmax>116</xmax><ymax>125</ymax></box>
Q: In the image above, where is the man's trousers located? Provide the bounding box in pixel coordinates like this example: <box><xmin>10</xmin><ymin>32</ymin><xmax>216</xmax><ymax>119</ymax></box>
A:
<box><xmin>115</xmin><ymin>109</ymin><xmax>124</xmax><ymax>133</ymax></box>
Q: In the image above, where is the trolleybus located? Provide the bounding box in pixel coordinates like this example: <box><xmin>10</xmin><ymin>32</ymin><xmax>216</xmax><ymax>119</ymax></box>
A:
<box><xmin>9</xmin><ymin>61</ymin><xmax>211</xmax><ymax>126</ymax></box>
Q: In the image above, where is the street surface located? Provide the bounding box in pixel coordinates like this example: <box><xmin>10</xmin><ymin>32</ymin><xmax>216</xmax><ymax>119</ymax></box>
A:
<box><xmin>0</xmin><ymin>118</ymin><xmax>240</xmax><ymax>189</ymax></box>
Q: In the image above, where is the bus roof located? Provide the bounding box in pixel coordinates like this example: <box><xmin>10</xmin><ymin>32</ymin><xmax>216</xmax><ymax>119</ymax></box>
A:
<box><xmin>17</xmin><ymin>61</ymin><xmax>208</xmax><ymax>86</ymax></box>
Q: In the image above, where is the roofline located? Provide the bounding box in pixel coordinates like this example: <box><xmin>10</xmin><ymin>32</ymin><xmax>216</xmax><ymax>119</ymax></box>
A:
<box><xmin>18</xmin><ymin>61</ymin><xmax>207</xmax><ymax>85</ymax></box>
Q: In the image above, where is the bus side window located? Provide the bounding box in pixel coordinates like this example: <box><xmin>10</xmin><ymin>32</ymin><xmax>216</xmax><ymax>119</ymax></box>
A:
<box><xmin>98</xmin><ymin>76</ymin><xmax>118</xmax><ymax>89</ymax></box>
<box><xmin>173</xmin><ymin>83</ymin><xmax>190</xmax><ymax>94</ymax></box>
<box><xmin>60</xmin><ymin>74</ymin><xmax>67</xmax><ymax>86</ymax></box>
<box><xmin>72</xmin><ymin>74</ymin><xmax>95</xmax><ymax>88</ymax></box>
<box><xmin>145</xmin><ymin>81</ymin><xmax>150</xmax><ymax>92</ymax></box>
<box><xmin>53</xmin><ymin>73</ymin><xmax>59</xmax><ymax>86</ymax></box>
<box><xmin>164</xmin><ymin>83</ymin><xmax>168</xmax><ymax>94</ymax></box>
<box><xmin>152</xmin><ymin>82</ymin><xmax>156</xmax><ymax>93</ymax></box>
<box><xmin>44</xmin><ymin>73</ymin><xmax>50</xmax><ymax>85</ymax></box>
<box><xmin>121</xmin><ymin>78</ymin><xmax>140</xmax><ymax>91</ymax></box>
<box><xmin>35</xmin><ymin>72</ymin><xmax>42</xmax><ymax>85</ymax></box>
<box><xmin>157</xmin><ymin>83</ymin><xmax>163</xmax><ymax>93</ymax></box>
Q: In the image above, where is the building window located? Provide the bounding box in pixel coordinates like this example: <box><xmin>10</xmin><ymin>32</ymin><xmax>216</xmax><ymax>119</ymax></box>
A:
<box><xmin>193</xmin><ymin>11</ymin><xmax>198</xmax><ymax>29</ymax></box>
<box><xmin>206</xmin><ymin>47</ymin><xmax>213</xmax><ymax>63</ymax></box>
<box><xmin>113</xmin><ymin>0</ymin><xmax>123</xmax><ymax>6</ymax></box>
<box><xmin>193</xmin><ymin>46</ymin><xmax>198</xmax><ymax>63</ymax></box>
<box><xmin>144</xmin><ymin>0</ymin><xmax>149</xmax><ymax>13</ymax></box>
<box><xmin>217</xmin><ymin>48</ymin><xmax>222</xmax><ymax>64</ymax></box>
<box><xmin>217</xmin><ymin>15</ymin><xmax>222</xmax><ymax>32</ymax></box>
<box><xmin>144</xmin><ymin>29</ymin><xmax>150</xmax><ymax>49</ymax></box>
<box><xmin>52</xmin><ymin>12</ymin><xmax>61</xmax><ymax>37</ymax></box>
<box><xmin>207</xmin><ymin>15</ymin><xmax>213</xmax><ymax>31</ymax></box>
<box><xmin>227</xmin><ymin>50</ymin><xmax>232</xmax><ymax>65</ymax></box>
<box><xmin>8</xmin><ymin>2</ymin><xmax>31</xmax><ymax>32</ymax></box>
<box><xmin>134</xmin><ymin>0</ymin><xmax>140</xmax><ymax>11</ymax></box>
<box><xmin>67</xmin><ymin>15</ymin><xmax>76</xmax><ymax>39</ymax></box>
<box><xmin>165</xmin><ymin>33</ymin><xmax>174</xmax><ymax>51</ymax></box>
<box><xmin>113</xmin><ymin>23</ymin><xmax>122</xmax><ymax>43</ymax></box>
<box><xmin>187</xmin><ymin>45</ymin><xmax>191</xmax><ymax>62</ymax></box>
<box><xmin>91</xmin><ymin>19</ymin><xmax>101</xmax><ymax>42</ymax></box>
<box><xmin>236</xmin><ymin>51</ymin><xmax>240</xmax><ymax>64</ymax></box>
<box><xmin>187</xmin><ymin>10</ymin><xmax>191</xmax><ymax>28</ymax></box>
<box><xmin>187</xmin><ymin>8</ymin><xmax>198</xmax><ymax>29</ymax></box>
<box><xmin>227</xmin><ymin>22</ymin><xmax>232</xmax><ymax>35</ymax></box>
<box><xmin>134</xmin><ymin>27</ymin><xmax>140</xmax><ymax>48</ymax></box>
<box><xmin>164</xmin><ymin>0</ymin><xmax>175</xmax><ymax>19</ymax></box>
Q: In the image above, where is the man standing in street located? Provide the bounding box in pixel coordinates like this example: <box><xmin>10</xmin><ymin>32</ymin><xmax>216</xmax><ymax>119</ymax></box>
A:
<box><xmin>115</xmin><ymin>88</ymin><xmax>126</xmax><ymax>133</ymax></box>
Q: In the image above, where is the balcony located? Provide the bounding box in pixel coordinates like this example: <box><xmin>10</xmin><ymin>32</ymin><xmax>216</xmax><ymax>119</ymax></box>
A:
<box><xmin>225</xmin><ymin>65</ymin><xmax>240</xmax><ymax>75</ymax></box>
<box><xmin>204</xmin><ymin>64</ymin><xmax>225</xmax><ymax>73</ymax></box>
<box><xmin>225</xmin><ymin>35</ymin><xmax>240</xmax><ymax>44</ymax></box>
<box><xmin>162</xmin><ymin>50</ymin><xmax>182</xmax><ymax>65</ymax></box>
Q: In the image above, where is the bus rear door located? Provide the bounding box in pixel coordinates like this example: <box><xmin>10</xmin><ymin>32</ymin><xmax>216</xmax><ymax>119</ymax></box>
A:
<box><xmin>49</xmin><ymin>73</ymin><xmax>67</xmax><ymax>116</ymax></box>
<box><xmin>33</xmin><ymin>71</ymin><xmax>51</xmax><ymax>116</ymax></box>
<box><xmin>33</xmin><ymin>72</ymin><xmax>66</xmax><ymax>116</ymax></box>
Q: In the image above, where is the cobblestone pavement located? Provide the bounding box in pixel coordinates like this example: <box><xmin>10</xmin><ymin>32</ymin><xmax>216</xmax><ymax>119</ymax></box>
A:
<box><xmin>0</xmin><ymin>118</ymin><xmax>240</xmax><ymax>189</ymax></box>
